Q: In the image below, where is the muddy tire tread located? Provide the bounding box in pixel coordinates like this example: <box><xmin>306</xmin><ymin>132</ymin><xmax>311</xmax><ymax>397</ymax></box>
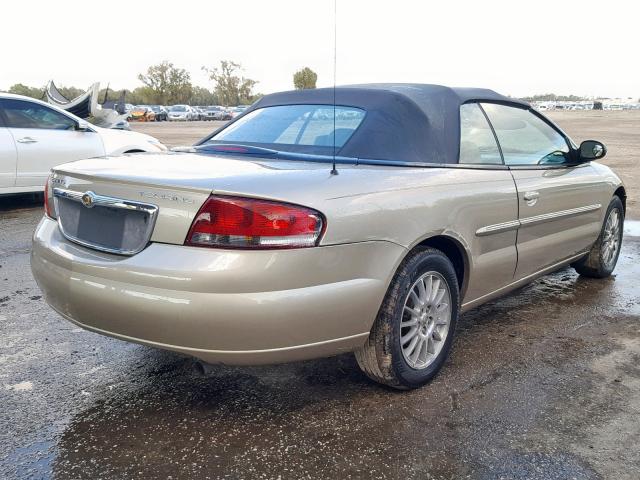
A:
<box><xmin>355</xmin><ymin>247</ymin><xmax>457</xmax><ymax>389</ymax></box>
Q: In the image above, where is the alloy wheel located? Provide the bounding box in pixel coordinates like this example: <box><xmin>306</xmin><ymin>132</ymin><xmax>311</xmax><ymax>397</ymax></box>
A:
<box><xmin>602</xmin><ymin>208</ymin><xmax>622</xmax><ymax>268</ymax></box>
<box><xmin>400</xmin><ymin>271</ymin><xmax>452</xmax><ymax>369</ymax></box>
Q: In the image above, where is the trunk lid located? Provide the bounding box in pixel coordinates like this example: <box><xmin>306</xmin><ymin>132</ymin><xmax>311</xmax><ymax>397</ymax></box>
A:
<box><xmin>49</xmin><ymin>152</ymin><xmax>349</xmax><ymax>250</ymax></box>
<box><xmin>50</xmin><ymin>151</ymin><xmax>418</xmax><ymax>252</ymax></box>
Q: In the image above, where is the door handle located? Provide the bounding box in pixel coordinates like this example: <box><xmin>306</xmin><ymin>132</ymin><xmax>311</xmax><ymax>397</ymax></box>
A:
<box><xmin>523</xmin><ymin>191</ymin><xmax>539</xmax><ymax>206</ymax></box>
<box><xmin>16</xmin><ymin>136</ymin><xmax>37</xmax><ymax>144</ymax></box>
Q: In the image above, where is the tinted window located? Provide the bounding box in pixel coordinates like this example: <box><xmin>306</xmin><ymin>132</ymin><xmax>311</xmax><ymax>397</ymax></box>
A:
<box><xmin>209</xmin><ymin>105</ymin><xmax>366</xmax><ymax>149</ymax></box>
<box><xmin>481</xmin><ymin>103</ymin><xmax>570</xmax><ymax>165</ymax></box>
<box><xmin>1</xmin><ymin>99</ymin><xmax>76</xmax><ymax>130</ymax></box>
<box><xmin>459</xmin><ymin>103</ymin><xmax>502</xmax><ymax>164</ymax></box>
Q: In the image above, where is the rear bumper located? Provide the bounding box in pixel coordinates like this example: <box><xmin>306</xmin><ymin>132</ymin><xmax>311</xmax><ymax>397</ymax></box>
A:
<box><xmin>31</xmin><ymin>217</ymin><xmax>404</xmax><ymax>365</ymax></box>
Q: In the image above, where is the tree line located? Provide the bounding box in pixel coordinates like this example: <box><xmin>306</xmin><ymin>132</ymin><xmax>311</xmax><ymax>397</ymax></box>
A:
<box><xmin>3</xmin><ymin>62</ymin><xmax>318</xmax><ymax>107</ymax></box>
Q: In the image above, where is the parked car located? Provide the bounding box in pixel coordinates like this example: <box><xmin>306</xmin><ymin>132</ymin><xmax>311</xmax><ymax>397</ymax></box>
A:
<box><xmin>148</xmin><ymin>105</ymin><xmax>168</xmax><ymax>121</ymax></box>
<box><xmin>197</xmin><ymin>107</ymin><xmax>208</xmax><ymax>120</ymax></box>
<box><xmin>167</xmin><ymin>105</ymin><xmax>192</xmax><ymax>121</ymax></box>
<box><xmin>227</xmin><ymin>106</ymin><xmax>244</xmax><ymax>118</ymax></box>
<box><xmin>220</xmin><ymin>107</ymin><xmax>233</xmax><ymax>120</ymax></box>
<box><xmin>192</xmin><ymin>107</ymin><xmax>205</xmax><ymax>121</ymax></box>
<box><xmin>0</xmin><ymin>93</ymin><xmax>167</xmax><ymax>195</ymax></box>
<box><xmin>113</xmin><ymin>103</ymin><xmax>136</xmax><ymax>116</ymax></box>
<box><xmin>129</xmin><ymin>106</ymin><xmax>156</xmax><ymax>122</ymax></box>
<box><xmin>203</xmin><ymin>106</ymin><xmax>231</xmax><ymax>121</ymax></box>
<box><xmin>31</xmin><ymin>84</ymin><xmax>625</xmax><ymax>389</ymax></box>
<box><xmin>201</xmin><ymin>106</ymin><xmax>218</xmax><ymax>121</ymax></box>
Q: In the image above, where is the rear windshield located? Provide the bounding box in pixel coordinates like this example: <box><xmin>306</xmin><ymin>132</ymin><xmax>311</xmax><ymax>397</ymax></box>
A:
<box><xmin>206</xmin><ymin>104</ymin><xmax>366</xmax><ymax>152</ymax></box>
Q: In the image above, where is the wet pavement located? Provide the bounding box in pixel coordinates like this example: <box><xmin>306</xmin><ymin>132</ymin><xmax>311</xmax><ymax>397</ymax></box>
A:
<box><xmin>1</xmin><ymin>195</ymin><xmax>639</xmax><ymax>479</ymax></box>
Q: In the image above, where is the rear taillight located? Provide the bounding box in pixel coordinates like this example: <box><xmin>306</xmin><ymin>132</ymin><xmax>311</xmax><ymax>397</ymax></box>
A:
<box><xmin>185</xmin><ymin>195</ymin><xmax>324</xmax><ymax>249</ymax></box>
<box><xmin>44</xmin><ymin>175</ymin><xmax>56</xmax><ymax>219</ymax></box>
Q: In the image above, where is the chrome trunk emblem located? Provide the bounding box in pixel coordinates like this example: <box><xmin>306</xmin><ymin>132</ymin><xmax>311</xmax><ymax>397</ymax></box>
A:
<box><xmin>81</xmin><ymin>192</ymin><xmax>96</xmax><ymax>208</ymax></box>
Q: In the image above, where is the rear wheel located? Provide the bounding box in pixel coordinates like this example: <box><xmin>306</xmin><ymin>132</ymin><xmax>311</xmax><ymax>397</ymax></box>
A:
<box><xmin>355</xmin><ymin>247</ymin><xmax>459</xmax><ymax>389</ymax></box>
<box><xmin>572</xmin><ymin>196</ymin><xmax>624</xmax><ymax>278</ymax></box>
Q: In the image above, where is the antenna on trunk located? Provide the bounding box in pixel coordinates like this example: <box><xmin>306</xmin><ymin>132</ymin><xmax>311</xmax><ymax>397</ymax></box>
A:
<box><xmin>330</xmin><ymin>0</ymin><xmax>339</xmax><ymax>176</ymax></box>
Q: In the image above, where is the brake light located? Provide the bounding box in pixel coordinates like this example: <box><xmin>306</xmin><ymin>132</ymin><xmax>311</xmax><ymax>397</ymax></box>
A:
<box><xmin>185</xmin><ymin>195</ymin><xmax>324</xmax><ymax>249</ymax></box>
<box><xmin>44</xmin><ymin>175</ymin><xmax>55</xmax><ymax>219</ymax></box>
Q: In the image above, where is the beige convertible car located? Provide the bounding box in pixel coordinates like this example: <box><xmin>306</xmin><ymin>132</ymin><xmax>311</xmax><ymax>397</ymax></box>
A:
<box><xmin>31</xmin><ymin>84</ymin><xmax>625</xmax><ymax>389</ymax></box>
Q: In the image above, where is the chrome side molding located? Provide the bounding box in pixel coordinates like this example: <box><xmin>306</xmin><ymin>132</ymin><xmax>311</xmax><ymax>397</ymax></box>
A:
<box><xmin>476</xmin><ymin>204</ymin><xmax>602</xmax><ymax>237</ymax></box>
<box><xmin>475</xmin><ymin>220</ymin><xmax>520</xmax><ymax>236</ymax></box>
<box><xmin>520</xmin><ymin>204</ymin><xmax>602</xmax><ymax>227</ymax></box>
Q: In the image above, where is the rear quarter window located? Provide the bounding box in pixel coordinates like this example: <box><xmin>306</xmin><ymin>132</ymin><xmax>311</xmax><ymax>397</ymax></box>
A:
<box><xmin>459</xmin><ymin>103</ymin><xmax>502</xmax><ymax>165</ymax></box>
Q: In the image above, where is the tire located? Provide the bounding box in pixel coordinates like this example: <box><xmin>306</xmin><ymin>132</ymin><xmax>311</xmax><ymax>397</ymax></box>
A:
<box><xmin>355</xmin><ymin>247</ymin><xmax>460</xmax><ymax>389</ymax></box>
<box><xmin>572</xmin><ymin>196</ymin><xmax>624</xmax><ymax>278</ymax></box>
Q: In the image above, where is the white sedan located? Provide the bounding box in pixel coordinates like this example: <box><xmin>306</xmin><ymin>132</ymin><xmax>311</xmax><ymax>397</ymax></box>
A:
<box><xmin>167</xmin><ymin>105</ymin><xmax>193</xmax><ymax>121</ymax></box>
<box><xmin>0</xmin><ymin>93</ymin><xmax>167</xmax><ymax>195</ymax></box>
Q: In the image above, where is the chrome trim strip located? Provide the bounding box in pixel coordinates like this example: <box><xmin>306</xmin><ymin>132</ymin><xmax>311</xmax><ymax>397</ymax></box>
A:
<box><xmin>475</xmin><ymin>220</ymin><xmax>520</xmax><ymax>237</ymax></box>
<box><xmin>519</xmin><ymin>203</ymin><xmax>601</xmax><ymax>227</ymax></box>
<box><xmin>52</xmin><ymin>188</ymin><xmax>159</xmax><ymax>256</ymax></box>
<box><xmin>53</xmin><ymin>188</ymin><xmax>158</xmax><ymax>215</ymax></box>
<box><xmin>476</xmin><ymin>204</ymin><xmax>601</xmax><ymax>236</ymax></box>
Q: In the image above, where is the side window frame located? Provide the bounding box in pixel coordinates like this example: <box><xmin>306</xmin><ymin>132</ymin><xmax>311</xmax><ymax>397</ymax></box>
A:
<box><xmin>479</xmin><ymin>101</ymin><xmax>577</xmax><ymax>169</ymax></box>
<box><xmin>457</xmin><ymin>101</ymin><xmax>505</xmax><ymax>167</ymax></box>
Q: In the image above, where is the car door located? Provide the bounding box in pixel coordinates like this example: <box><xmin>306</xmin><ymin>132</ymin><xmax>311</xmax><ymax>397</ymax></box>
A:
<box><xmin>0</xmin><ymin>111</ymin><xmax>17</xmax><ymax>188</ymax></box>
<box><xmin>481</xmin><ymin>102</ymin><xmax>609</xmax><ymax>280</ymax></box>
<box><xmin>456</xmin><ymin>103</ymin><xmax>519</xmax><ymax>302</ymax></box>
<box><xmin>0</xmin><ymin>98</ymin><xmax>105</xmax><ymax>189</ymax></box>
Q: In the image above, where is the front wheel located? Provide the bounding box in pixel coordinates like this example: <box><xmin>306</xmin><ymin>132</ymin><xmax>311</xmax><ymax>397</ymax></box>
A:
<box><xmin>572</xmin><ymin>196</ymin><xmax>624</xmax><ymax>278</ymax></box>
<box><xmin>355</xmin><ymin>247</ymin><xmax>459</xmax><ymax>389</ymax></box>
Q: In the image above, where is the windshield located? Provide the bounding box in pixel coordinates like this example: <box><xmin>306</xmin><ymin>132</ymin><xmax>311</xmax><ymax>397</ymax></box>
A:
<box><xmin>170</xmin><ymin>105</ymin><xmax>187</xmax><ymax>112</ymax></box>
<box><xmin>205</xmin><ymin>104</ymin><xmax>365</xmax><ymax>153</ymax></box>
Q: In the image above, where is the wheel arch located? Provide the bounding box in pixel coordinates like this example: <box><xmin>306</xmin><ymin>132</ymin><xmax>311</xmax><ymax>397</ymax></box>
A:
<box><xmin>614</xmin><ymin>185</ymin><xmax>627</xmax><ymax>214</ymax></box>
<box><xmin>403</xmin><ymin>234</ymin><xmax>471</xmax><ymax>300</ymax></box>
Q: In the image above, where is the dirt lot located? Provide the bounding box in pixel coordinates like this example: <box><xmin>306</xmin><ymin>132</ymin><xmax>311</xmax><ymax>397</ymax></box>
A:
<box><xmin>131</xmin><ymin>120</ymin><xmax>227</xmax><ymax>149</ymax></box>
<box><xmin>131</xmin><ymin>111</ymin><xmax>640</xmax><ymax>218</ymax></box>
<box><xmin>1</xmin><ymin>112</ymin><xmax>639</xmax><ymax>479</ymax></box>
<box><xmin>546</xmin><ymin>111</ymin><xmax>640</xmax><ymax>217</ymax></box>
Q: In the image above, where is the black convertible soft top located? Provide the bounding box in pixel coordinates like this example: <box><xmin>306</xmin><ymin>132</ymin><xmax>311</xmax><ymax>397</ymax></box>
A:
<box><xmin>244</xmin><ymin>84</ymin><xmax>529</xmax><ymax>164</ymax></box>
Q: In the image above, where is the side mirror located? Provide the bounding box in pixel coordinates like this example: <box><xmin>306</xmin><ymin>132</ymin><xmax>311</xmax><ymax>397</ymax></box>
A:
<box><xmin>579</xmin><ymin>140</ymin><xmax>606</xmax><ymax>161</ymax></box>
<box><xmin>76</xmin><ymin>119</ymin><xmax>90</xmax><ymax>131</ymax></box>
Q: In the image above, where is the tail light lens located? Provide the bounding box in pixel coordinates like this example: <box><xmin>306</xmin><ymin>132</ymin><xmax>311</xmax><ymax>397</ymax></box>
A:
<box><xmin>44</xmin><ymin>175</ymin><xmax>56</xmax><ymax>219</ymax></box>
<box><xmin>185</xmin><ymin>195</ymin><xmax>324</xmax><ymax>249</ymax></box>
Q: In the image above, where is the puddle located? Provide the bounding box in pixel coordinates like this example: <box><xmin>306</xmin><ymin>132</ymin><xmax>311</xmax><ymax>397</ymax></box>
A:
<box><xmin>624</xmin><ymin>220</ymin><xmax>640</xmax><ymax>238</ymax></box>
<box><xmin>4</xmin><ymin>381</ymin><xmax>33</xmax><ymax>392</ymax></box>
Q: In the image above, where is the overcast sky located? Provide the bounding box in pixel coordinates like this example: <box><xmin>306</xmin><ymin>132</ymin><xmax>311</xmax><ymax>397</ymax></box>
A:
<box><xmin>1</xmin><ymin>0</ymin><xmax>638</xmax><ymax>98</ymax></box>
